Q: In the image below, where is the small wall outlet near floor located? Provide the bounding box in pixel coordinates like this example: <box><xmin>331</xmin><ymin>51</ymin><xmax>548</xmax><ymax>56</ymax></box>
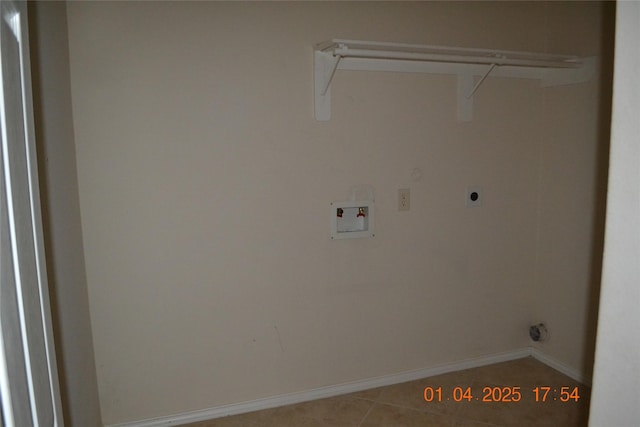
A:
<box><xmin>398</xmin><ymin>188</ymin><xmax>410</xmax><ymax>211</ymax></box>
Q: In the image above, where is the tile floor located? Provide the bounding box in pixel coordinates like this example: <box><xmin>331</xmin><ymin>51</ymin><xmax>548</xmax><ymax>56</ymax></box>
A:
<box><xmin>181</xmin><ymin>357</ymin><xmax>590</xmax><ymax>427</ymax></box>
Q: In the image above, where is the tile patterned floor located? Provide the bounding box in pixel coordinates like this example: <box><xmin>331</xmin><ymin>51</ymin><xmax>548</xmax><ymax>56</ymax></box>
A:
<box><xmin>181</xmin><ymin>357</ymin><xmax>590</xmax><ymax>427</ymax></box>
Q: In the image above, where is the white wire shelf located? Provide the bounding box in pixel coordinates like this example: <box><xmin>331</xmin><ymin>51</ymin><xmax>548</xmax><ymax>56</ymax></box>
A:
<box><xmin>314</xmin><ymin>39</ymin><xmax>596</xmax><ymax>122</ymax></box>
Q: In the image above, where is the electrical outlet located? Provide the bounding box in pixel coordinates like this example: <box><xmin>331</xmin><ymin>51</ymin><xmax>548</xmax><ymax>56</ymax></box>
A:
<box><xmin>466</xmin><ymin>186</ymin><xmax>482</xmax><ymax>207</ymax></box>
<box><xmin>398</xmin><ymin>188</ymin><xmax>410</xmax><ymax>211</ymax></box>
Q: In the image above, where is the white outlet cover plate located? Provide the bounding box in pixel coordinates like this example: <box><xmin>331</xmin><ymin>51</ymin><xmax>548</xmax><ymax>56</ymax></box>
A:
<box><xmin>398</xmin><ymin>188</ymin><xmax>410</xmax><ymax>211</ymax></box>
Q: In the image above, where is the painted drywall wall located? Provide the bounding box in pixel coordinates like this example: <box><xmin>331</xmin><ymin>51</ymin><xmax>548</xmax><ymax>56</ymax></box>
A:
<box><xmin>64</xmin><ymin>2</ymin><xmax>607</xmax><ymax>424</ymax></box>
<box><xmin>28</xmin><ymin>2</ymin><xmax>102</xmax><ymax>426</ymax></box>
<box><xmin>532</xmin><ymin>2</ymin><xmax>613</xmax><ymax>380</ymax></box>
<box><xmin>589</xmin><ymin>2</ymin><xmax>640</xmax><ymax>424</ymax></box>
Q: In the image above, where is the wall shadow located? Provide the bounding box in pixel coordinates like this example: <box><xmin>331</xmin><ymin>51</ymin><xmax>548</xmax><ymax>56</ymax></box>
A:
<box><xmin>582</xmin><ymin>0</ymin><xmax>616</xmax><ymax>382</ymax></box>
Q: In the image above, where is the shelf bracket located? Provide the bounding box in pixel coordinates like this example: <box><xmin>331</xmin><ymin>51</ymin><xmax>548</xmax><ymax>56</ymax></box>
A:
<box><xmin>466</xmin><ymin>63</ymin><xmax>497</xmax><ymax>99</ymax></box>
<box><xmin>321</xmin><ymin>55</ymin><xmax>341</xmax><ymax>96</ymax></box>
<box><xmin>314</xmin><ymin>51</ymin><xmax>341</xmax><ymax>121</ymax></box>
<box><xmin>457</xmin><ymin>74</ymin><xmax>474</xmax><ymax>122</ymax></box>
<box><xmin>458</xmin><ymin>63</ymin><xmax>497</xmax><ymax>122</ymax></box>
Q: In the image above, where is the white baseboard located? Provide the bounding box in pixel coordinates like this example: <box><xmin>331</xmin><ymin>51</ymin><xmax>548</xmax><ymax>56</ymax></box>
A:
<box><xmin>107</xmin><ymin>347</ymin><xmax>586</xmax><ymax>427</ymax></box>
<box><xmin>530</xmin><ymin>347</ymin><xmax>592</xmax><ymax>386</ymax></box>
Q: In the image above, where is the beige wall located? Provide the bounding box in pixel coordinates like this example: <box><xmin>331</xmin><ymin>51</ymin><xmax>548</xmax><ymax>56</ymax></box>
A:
<box><xmin>29</xmin><ymin>1</ymin><xmax>102</xmax><ymax>426</ymax></box>
<box><xmin>64</xmin><ymin>2</ymin><xmax>609</xmax><ymax>424</ymax></box>
<box><xmin>533</xmin><ymin>2</ymin><xmax>614</xmax><ymax>378</ymax></box>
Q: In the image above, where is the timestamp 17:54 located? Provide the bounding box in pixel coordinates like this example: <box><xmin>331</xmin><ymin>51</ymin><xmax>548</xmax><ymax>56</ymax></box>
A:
<box><xmin>533</xmin><ymin>386</ymin><xmax>580</xmax><ymax>402</ymax></box>
<box><xmin>423</xmin><ymin>386</ymin><xmax>580</xmax><ymax>403</ymax></box>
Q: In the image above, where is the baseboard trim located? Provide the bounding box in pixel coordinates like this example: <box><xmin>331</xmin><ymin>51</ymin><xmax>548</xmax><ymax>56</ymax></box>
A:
<box><xmin>107</xmin><ymin>347</ymin><xmax>585</xmax><ymax>427</ymax></box>
<box><xmin>530</xmin><ymin>348</ymin><xmax>592</xmax><ymax>386</ymax></box>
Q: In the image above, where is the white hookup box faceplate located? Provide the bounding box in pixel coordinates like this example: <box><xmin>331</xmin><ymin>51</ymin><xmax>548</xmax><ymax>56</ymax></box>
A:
<box><xmin>330</xmin><ymin>201</ymin><xmax>375</xmax><ymax>239</ymax></box>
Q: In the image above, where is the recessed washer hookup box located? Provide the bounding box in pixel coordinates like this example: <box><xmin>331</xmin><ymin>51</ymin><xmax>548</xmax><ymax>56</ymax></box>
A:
<box><xmin>330</xmin><ymin>201</ymin><xmax>374</xmax><ymax>240</ymax></box>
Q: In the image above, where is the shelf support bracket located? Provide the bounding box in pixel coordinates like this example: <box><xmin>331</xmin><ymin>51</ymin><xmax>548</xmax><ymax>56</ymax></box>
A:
<box><xmin>321</xmin><ymin>55</ymin><xmax>341</xmax><ymax>96</ymax></box>
<box><xmin>314</xmin><ymin>51</ymin><xmax>341</xmax><ymax>121</ymax></box>
<box><xmin>457</xmin><ymin>74</ymin><xmax>474</xmax><ymax>122</ymax></box>
<box><xmin>457</xmin><ymin>63</ymin><xmax>497</xmax><ymax>122</ymax></box>
<box><xmin>466</xmin><ymin>63</ymin><xmax>497</xmax><ymax>99</ymax></box>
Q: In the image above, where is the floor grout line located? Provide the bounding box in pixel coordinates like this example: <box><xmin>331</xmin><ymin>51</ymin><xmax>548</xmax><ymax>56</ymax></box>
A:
<box><xmin>355</xmin><ymin>400</ymin><xmax>376</xmax><ymax>427</ymax></box>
